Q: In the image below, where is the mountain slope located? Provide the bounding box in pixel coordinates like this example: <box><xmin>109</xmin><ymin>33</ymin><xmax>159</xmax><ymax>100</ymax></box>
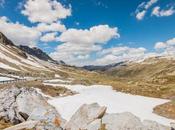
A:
<box><xmin>0</xmin><ymin>32</ymin><xmax>63</xmax><ymax>75</ymax></box>
<box><xmin>19</xmin><ymin>45</ymin><xmax>55</xmax><ymax>62</ymax></box>
<box><xmin>83</xmin><ymin>56</ymin><xmax>175</xmax><ymax>99</ymax></box>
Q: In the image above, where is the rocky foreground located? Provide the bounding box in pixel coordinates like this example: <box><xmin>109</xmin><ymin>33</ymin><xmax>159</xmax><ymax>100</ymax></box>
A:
<box><xmin>0</xmin><ymin>87</ymin><xmax>174</xmax><ymax>130</ymax></box>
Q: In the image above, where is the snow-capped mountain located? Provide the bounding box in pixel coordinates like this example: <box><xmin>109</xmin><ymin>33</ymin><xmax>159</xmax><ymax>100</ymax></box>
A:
<box><xmin>0</xmin><ymin>32</ymin><xmax>63</xmax><ymax>74</ymax></box>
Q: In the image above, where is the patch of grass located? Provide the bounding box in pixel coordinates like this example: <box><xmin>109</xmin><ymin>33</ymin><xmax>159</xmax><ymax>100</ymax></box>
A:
<box><xmin>0</xmin><ymin>119</ymin><xmax>12</xmax><ymax>129</ymax></box>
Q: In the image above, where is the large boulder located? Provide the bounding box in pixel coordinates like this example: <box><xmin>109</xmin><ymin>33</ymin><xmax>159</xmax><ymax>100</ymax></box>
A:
<box><xmin>143</xmin><ymin>120</ymin><xmax>171</xmax><ymax>130</ymax></box>
<box><xmin>171</xmin><ymin>122</ymin><xmax>175</xmax><ymax>130</ymax></box>
<box><xmin>4</xmin><ymin>120</ymin><xmax>38</xmax><ymax>130</ymax></box>
<box><xmin>102</xmin><ymin>112</ymin><xmax>144</xmax><ymax>130</ymax></box>
<box><xmin>0</xmin><ymin>87</ymin><xmax>64</xmax><ymax>129</ymax></box>
<box><xmin>65</xmin><ymin>103</ymin><xmax>107</xmax><ymax>130</ymax></box>
<box><xmin>83</xmin><ymin>119</ymin><xmax>101</xmax><ymax>130</ymax></box>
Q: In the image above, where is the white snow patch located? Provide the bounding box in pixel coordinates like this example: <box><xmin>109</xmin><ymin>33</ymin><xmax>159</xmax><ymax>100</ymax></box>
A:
<box><xmin>0</xmin><ymin>63</ymin><xmax>19</xmax><ymax>71</ymax></box>
<box><xmin>55</xmin><ymin>74</ymin><xmax>61</xmax><ymax>78</ymax></box>
<box><xmin>34</xmin><ymin>88</ymin><xmax>53</xmax><ymax>99</ymax></box>
<box><xmin>0</xmin><ymin>76</ymin><xmax>14</xmax><ymax>81</ymax></box>
<box><xmin>48</xmin><ymin>85</ymin><xmax>174</xmax><ymax>126</ymax></box>
<box><xmin>44</xmin><ymin>79</ymin><xmax>71</xmax><ymax>83</ymax></box>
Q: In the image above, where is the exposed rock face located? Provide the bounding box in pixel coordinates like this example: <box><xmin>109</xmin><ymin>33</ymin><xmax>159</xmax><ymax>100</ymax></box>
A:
<box><xmin>19</xmin><ymin>45</ymin><xmax>65</xmax><ymax>65</ymax></box>
<box><xmin>19</xmin><ymin>45</ymin><xmax>55</xmax><ymax>62</ymax></box>
<box><xmin>65</xmin><ymin>103</ymin><xmax>107</xmax><ymax>130</ymax></box>
<box><xmin>102</xmin><ymin>112</ymin><xmax>144</xmax><ymax>130</ymax></box>
<box><xmin>0</xmin><ymin>87</ymin><xmax>64</xmax><ymax>129</ymax></box>
<box><xmin>83</xmin><ymin>119</ymin><xmax>101</xmax><ymax>130</ymax></box>
<box><xmin>0</xmin><ymin>32</ymin><xmax>27</xmax><ymax>59</ymax></box>
<box><xmin>4</xmin><ymin>120</ymin><xmax>38</xmax><ymax>130</ymax></box>
<box><xmin>0</xmin><ymin>32</ymin><xmax>14</xmax><ymax>46</ymax></box>
<box><xmin>143</xmin><ymin>120</ymin><xmax>171</xmax><ymax>130</ymax></box>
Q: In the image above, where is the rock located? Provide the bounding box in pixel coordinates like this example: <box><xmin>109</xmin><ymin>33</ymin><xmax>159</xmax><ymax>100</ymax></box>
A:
<box><xmin>0</xmin><ymin>87</ymin><xmax>65</xmax><ymax>129</ymax></box>
<box><xmin>4</xmin><ymin>120</ymin><xmax>38</xmax><ymax>130</ymax></box>
<box><xmin>171</xmin><ymin>122</ymin><xmax>175</xmax><ymax>130</ymax></box>
<box><xmin>0</xmin><ymin>87</ymin><xmax>23</xmax><ymax>124</ymax></box>
<box><xmin>83</xmin><ymin>119</ymin><xmax>101</xmax><ymax>130</ymax></box>
<box><xmin>102</xmin><ymin>112</ymin><xmax>144</xmax><ymax>130</ymax></box>
<box><xmin>143</xmin><ymin>120</ymin><xmax>171</xmax><ymax>130</ymax></box>
<box><xmin>65</xmin><ymin>103</ymin><xmax>107</xmax><ymax>130</ymax></box>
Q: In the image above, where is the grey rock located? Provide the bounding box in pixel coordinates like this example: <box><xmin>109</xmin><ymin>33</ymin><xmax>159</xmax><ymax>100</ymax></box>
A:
<box><xmin>83</xmin><ymin>119</ymin><xmax>101</xmax><ymax>130</ymax></box>
<box><xmin>4</xmin><ymin>120</ymin><xmax>38</xmax><ymax>130</ymax></box>
<box><xmin>143</xmin><ymin>120</ymin><xmax>171</xmax><ymax>130</ymax></box>
<box><xmin>0</xmin><ymin>87</ymin><xmax>64</xmax><ymax>129</ymax></box>
<box><xmin>102</xmin><ymin>112</ymin><xmax>144</xmax><ymax>130</ymax></box>
<box><xmin>65</xmin><ymin>103</ymin><xmax>107</xmax><ymax>130</ymax></box>
<box><xmin>171</xmin><ymin>122</ymin><xmax>175</xmax><ymax>129</ymax></box>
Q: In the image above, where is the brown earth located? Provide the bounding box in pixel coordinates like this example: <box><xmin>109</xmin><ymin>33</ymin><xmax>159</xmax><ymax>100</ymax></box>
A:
<box><xmin>153</xmin><ymin>101</ymin><xmax>175</xmax><ymax>120</ymax></box>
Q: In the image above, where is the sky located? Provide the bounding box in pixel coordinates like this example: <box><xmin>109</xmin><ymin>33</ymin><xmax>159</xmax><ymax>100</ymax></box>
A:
<box><xmin>0</xmin><ymin>0</ymin><xmax>175</xmax><ymax>66</ymax></box>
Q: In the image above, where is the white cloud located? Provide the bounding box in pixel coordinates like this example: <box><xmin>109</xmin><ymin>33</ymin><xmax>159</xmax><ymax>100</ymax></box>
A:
<box><xmin>0</xmin><ymin>16</ymin><xmax>41</xmax><ymax>47</ymax></box>
<box><xmin>36</xmin><ymin>22</ymin><xmax>66</xmax><ymax>33</ymax></box>
<box><xmin>58</xmin><ymin>25</ymin><xmax>119</xmax><ymax>44</ymax></box>
<box><xmin>40</xmin><ymin>32</ymin><xmax>58</xmax><ymax>42</ymax></box>
<box><xmin>136</xmin><ymin>10</ymin><xmax>146</xmax><ymax>20</ymax></box>
<box><xmin>166</xmin><ymin>38</ymin><xmax>175</xmax><ymax>45</ymax></box>
<box><xmin>135</xmin><ymin>0</ymin><xmax>158</xmax><ymax>20</ymax></box>
<box><xmin>145</xmin><ymin>0</ymin><xmax>158</xmax><ymax>9</ymax></box>
<box><xmin>154</xmin><ymin>42</ymin><xmax>166</xmax><ymax>49</ymax></box>
<box><xmin>50</xmin><ymin>25</ymin><xmax>119</xmax><ymax>65</ymax></box>
<box><xmin>94</xmin><ymin>47</ymin><xmax>147</xmax><ymax>65</ymax></box>
<box><xmin>154</xmin><ymin>38</ymin><xmax>175</xmax><ymax>56</ymax></box>
<box><xmin>21</xmin><ymin>0</ymin><xmax>71</xmax><ymax>23</ymax></box>
<box><xmin>152</xmin><ymin>6</ymin><xmax>175</xmax><ymax>17</ymax></box>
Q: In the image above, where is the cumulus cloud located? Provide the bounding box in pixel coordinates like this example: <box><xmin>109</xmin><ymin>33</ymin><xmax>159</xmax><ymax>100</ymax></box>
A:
<box><xmin>154</xmin><ymin>42</ymin><xmax>166</xmax><ymax>49</ymax></box>
<box><xmin>50</xmin><ymin>25</ymin><xmax>119</xmax><ymax>65</ymax></box>
<box><xmin>0</xmin><ymin>16</ymin><xmax>41</xmax><ymax>47</ymax></box>
<box><xmin>21</xmin><ymin>0</ymin><xmax>71</xmax><ymax>23</ymax></box>
<box><xmin>152</xmin><ymin>6</ymin><xmax>175</xmax><ymax>17</ymax></box>
<box><xmin>136</xmin><ymin>10</ymin><xmax>146</xmax><ymax>20</ymax></box>
<box><xmin>40</xmin><ymin>32</ymin><xmax>58</xmax><ymax>42</ymax></box>
<box><xmin>155</xmin><ymin>38</ymin><xmax>175</xmax><ymax>55</ymax></box>
<box><xmin>58</xmin><ymin>25</ymin><xmax>119</xmax><ymax>44</ymax></box>
<box><xmin>135</xmin><ymin>0</ymin><xmax>158</xmax><ymax>20</ymax></box>
<box><xmin>36</xmin><ymin>22</ymin><xmax>66</xmax><ymax>33</ymax></box>
<box><xmin>94</xmin><ymin>47</ymin><xmax>147</xmax><ymax>65</ymax></box>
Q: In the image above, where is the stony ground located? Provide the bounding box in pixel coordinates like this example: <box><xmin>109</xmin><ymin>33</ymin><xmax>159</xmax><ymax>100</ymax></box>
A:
<box><xmin>0</xmin><ymin>119</ymin><xmax>12</xmax><ymax>129</ymax></box>
<box><xmin>0</xmin><ymin>65</ymin><xmax>175</xmax><ymax>126</ymax></box>
<box><xmin>154</xmin><ymin>101</ymin><xmax>175</xmax><ymax>120</ymax></box>
<box><xmin>0</xmin><ymin>80</ymin><xmax>74</xmax><ymax>97</ymax></box>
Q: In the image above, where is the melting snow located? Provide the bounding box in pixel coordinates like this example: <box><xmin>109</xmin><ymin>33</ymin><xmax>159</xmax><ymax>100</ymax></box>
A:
<box><xmin>0</xmin><ymin>76</ymin><xmax>14</xmax><ymax>81</ymax></box>
<box><xmin>48</xmin><ymin>84</ymin><xmax>174</xmax><ymax>126</ymax></box>
<box><xmin>0</xmin><ymin>63</ymin><xmax>19</xmax><ymax>71</ymax></box>
<box><xmin>44</xmin><ymin>79</ymin><xmax>71</xmax><ymax>83</ymax></box>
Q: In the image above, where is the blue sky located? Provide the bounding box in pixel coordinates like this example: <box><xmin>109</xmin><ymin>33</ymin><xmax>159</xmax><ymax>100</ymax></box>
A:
<box><xmin>0</xmin><ymin>0</ymin><xmax>175</xmax><ymax>65</ymax></box>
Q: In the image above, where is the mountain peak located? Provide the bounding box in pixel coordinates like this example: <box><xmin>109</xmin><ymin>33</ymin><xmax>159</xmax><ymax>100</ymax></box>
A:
<box><xmin>0</xmin><ymin>32</ymin><xmax>14</xmax><ymax>46</ymax></box>
<box><xmin>19</xmin><ymin>45</ymin><xmax>55</xmax><ymax>62</ymax></box>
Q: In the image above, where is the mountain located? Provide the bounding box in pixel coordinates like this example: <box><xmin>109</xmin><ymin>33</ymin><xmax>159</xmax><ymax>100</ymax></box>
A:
<box><xmin>0</xmin><ymin>32</ymin><xmax>14</xmax><ymax>46</ymax></box>
<box><xmin>0</xmin><ymin>32</ymin><xmax>65</xmax><ymax>75</ymax></box>
<box><xmin>83</xmin><ymin>61</ymin><xmax>126</xmax><ymax>71</ymax></box>
<box><xmin>19</xmin><ymin>45</ymin><xmax>55</xmax><ymax>62</ymax></box>
<box><xmin>83</xmin><ymin>56</ymin><xmax>175</xmax><ymax>99</ymax></box>
<box><xmin>104</xmin><ymin>56</ymin><xmax>175</xmax><ymax>80</ymax></box>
